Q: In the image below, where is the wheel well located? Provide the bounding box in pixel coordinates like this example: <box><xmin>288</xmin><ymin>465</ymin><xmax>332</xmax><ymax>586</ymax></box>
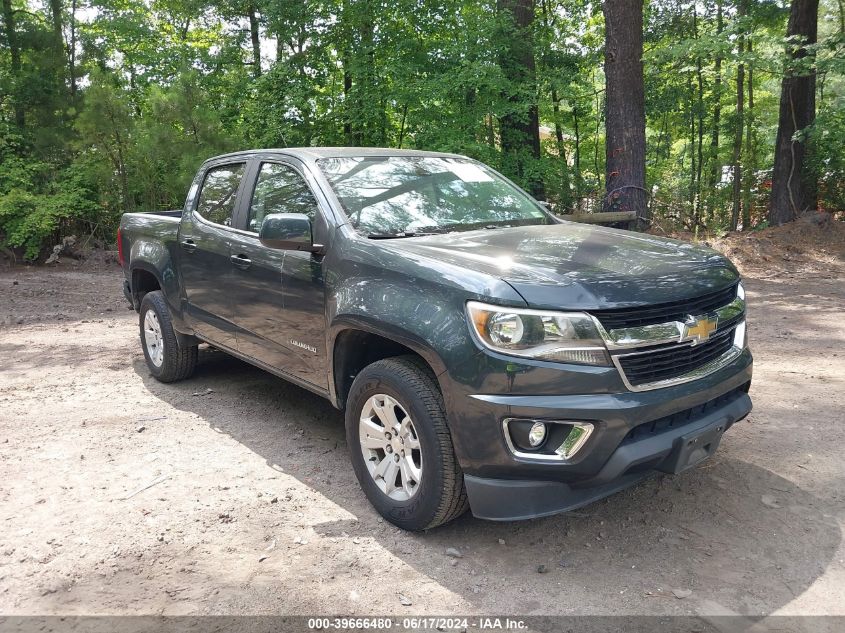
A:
<box><xmin>132</xmin><ymin>268</ymin><xmax>161</xmax><ymax>308</ymax></box>
<box><xmin>333</xmin><ymin>329</ymin><xmax>436</xmax><ymax>408</ymax></box>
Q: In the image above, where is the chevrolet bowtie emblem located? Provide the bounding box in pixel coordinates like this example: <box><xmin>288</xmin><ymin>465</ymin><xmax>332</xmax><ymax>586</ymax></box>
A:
<box><xmin>683</xmin><ymin>315</ymin><xmax>718</xmax><ymax>345</ymax></box>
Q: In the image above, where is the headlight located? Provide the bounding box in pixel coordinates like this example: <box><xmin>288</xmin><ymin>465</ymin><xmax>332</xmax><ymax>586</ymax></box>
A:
<box><xmin>466</xmin><ymin>301</ymin><xmax>610</xmax><ymax>366</ymax></box>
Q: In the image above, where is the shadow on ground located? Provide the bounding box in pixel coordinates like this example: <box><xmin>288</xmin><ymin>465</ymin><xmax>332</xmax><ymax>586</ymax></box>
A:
<box><xmin>133</xmin><ymin>342</ymin><xmax>840</xmax><ymax>617</ymax></box>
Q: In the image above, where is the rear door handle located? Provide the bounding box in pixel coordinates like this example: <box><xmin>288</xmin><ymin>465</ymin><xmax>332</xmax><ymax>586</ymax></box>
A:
<box><xmin>230</xmin><ymin>254</ymin><xmax>252</xmax><ymax>270</ymax></box>
<box><xmin>180</xmin><ymin>238</ymin><xmax>197</xmax><ymax>253</ymax></box>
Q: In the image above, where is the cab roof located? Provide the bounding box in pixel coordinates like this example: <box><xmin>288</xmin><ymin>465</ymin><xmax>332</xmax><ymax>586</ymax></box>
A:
<box><xmin>207</xmin><ymin>147</ymin><xmax>467</xmax><ymax>163</ymax></box>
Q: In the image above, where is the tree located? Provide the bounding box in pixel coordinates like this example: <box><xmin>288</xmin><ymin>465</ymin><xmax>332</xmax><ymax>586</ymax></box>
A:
<box><xmin>706</xmin><ymin>0</ymin><xmax>725</xmax><ymax>214</ymax></box>
<box><xmin>2</xmin><ymin>0</ymin><xmax>845</xmax><ymax>261</ymax></box>
<box><xmin>769</xmin><ymin>0</ymin><xmax>819</xmax><ymax>225</ymax></box>
<box><xmin>1</xmin><ymin>0</ymin><xmax>24</xmax><ymax>127</ymax></box>
<box><xmin>339</xmin><ymin>0</ymin><xmax>385</xmax><ymax>146</ymax></box>
<box><xmin>48</xmin><ymin>0</ymin><xmax>65</xmax><ymax>79</ymax></box>
<box><xmin>496</xmin><ymin>0</ymin><xmax>543</xmax><ymax>198</ymax></box>
<box><xmin>602</xmin><ymin>0</ymin><xmax>647</xmax><ymax>226</ymax></box>
<box><xmin>75</xmin><ymin>71</ymin><xmax>135</xmax><ymax>212</ymax></box>
<box><xmin>730</xmin><ymin>2</ymin><xmax>746</xmax><ymax>231</ymax></box>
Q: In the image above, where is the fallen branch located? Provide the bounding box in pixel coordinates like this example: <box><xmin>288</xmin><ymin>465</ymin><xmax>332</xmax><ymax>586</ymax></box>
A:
<box><xmin>121</xmin><ymin>474</ymin><xmax>170</xmax><ymax>500</ymax></box>
<box><xmin>559</xmin><ymin>211</ymin><xmax>638</xmax><ymax>224</ymax></box>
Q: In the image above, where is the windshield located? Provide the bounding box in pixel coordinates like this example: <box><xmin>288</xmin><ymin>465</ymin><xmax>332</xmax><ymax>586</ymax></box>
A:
<box><xmin>317</xmin><ymin>156</ymin><xmax>552</xmax><ymax>236</ymax></box>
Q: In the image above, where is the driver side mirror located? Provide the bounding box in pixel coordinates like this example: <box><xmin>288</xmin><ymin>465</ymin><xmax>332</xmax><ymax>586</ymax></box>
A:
<box><xmin>258</xmin><ymin>213</ymin><xmax>323</xmax><ymax>253</ymax></box>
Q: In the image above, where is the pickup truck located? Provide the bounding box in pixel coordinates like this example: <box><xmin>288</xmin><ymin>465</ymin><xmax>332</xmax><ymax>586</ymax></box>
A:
<box><xmin>118</xmin><ymin>148</ymin><xmax>753</xmax><ymax>530</ymax></box>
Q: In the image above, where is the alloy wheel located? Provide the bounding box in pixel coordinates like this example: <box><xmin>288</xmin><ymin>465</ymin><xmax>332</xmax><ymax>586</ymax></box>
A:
<box><xmin>143</xmin><ymin>310</ymin><xmax>165</xmax><ymax>368</ymax></box>
<box><xmin>359</xmin><ymin>394</ymin><xmax>423</xmax><ymax>500</ymax></box>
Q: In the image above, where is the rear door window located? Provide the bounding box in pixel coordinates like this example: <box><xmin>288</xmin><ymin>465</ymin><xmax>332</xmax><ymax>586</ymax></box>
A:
<box><xmin>195</xmin><ymin>163</ymin><xmax>246</xmax><ymax>227</ymax></box>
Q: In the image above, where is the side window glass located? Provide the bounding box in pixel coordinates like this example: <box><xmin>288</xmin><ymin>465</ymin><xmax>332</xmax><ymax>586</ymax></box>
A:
<box><xmin>195</xmin><ymin>163</ymin><xmax>245</xmax><ymax>227</ymax></box>
<box><xmin>247</xmin><ymin>163</ymin><xmax>320</xmax><ymax>233</ymax></box>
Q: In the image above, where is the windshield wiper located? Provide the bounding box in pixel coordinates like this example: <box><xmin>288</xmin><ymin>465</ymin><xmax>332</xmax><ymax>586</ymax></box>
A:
<box><xmin>367</xmin><ymin>231</ymin><xmax>439</xmax><ymax>239</ymax></box>
<box><xmin>367</xmin><ymin>225</ymin><xmax>458</xmax><ymax>239</ymax></box>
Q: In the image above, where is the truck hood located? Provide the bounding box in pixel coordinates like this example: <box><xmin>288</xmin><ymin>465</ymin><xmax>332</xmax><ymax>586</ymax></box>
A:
<box><xmin>381</xmin><ymin>222</ymin><xmax>739</xmax><ymax>310</ymax></box>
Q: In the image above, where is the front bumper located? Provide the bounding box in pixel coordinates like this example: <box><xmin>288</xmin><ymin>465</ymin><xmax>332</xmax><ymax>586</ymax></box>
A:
<box><xmin>443</xmin><ymin>346</ymin><xmax>753</xmax><ymax>521</ymax></box>
<box><xmin>465</xmin><ymin>389</ymin><xmax>751</xmax><ymax>520</ymax></box>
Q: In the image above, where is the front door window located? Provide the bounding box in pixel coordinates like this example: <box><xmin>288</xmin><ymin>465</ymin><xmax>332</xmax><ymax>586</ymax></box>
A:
<box><xmin>247</xmin><ymin>163</ymin><xmax>320</xmax><ymax>233</ymax></box>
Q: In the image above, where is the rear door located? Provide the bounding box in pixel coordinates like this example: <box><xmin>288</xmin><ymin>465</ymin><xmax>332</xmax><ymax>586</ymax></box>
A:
<box><xmin>177</xmin><ymin>161</ymin><xmax>248</xmax><ymax>349</ymax></box>
<box><xmin>227</xmin><ymin>160</ymin><xmax>330</xmax><ymax>390</ymax></box>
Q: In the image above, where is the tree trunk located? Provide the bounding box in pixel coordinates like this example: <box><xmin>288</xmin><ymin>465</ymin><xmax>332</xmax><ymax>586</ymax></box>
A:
<box><xmin>355</xmin><ymin>2</ymin><xmax>375</xmax><ymax>146</ymax></box>
<box><xmin>769</xmin><ymin>0</ymin><xmax>819</xmax><ymax>225</ymax></box>
<box><xmin>339</xmin><ymin>0</ymin><xmax>351</xmax><ymax>142</ymax></box>
<box><xmin>594</xmin><ymin>76</ymin><xmax>601</xmax><ymax>191</ymax></box>
<box><xmin>69</xmin><ymin>0</ymin><xmax>77</xmax><ymax>96</ymax></box>
<box><xmin>248</xmin><ymin>4</ymin><xmax>261</xmax><ymax>79</ymax></box>
<box><xmin>49</xmin><ymin>0</ymin><xmax>66</xmax><ymax>88</ymax></box>
<box><xmin>1</xmin><ymin>0</ymin><xmax>24</xmax><ymax>127</ymax></box>
<box><xmin>602</xmin><ymin>0</ymin><xmax>648</xmax><ymax>227</ymax></box>
<box><xmin>654</xmin><ymin>110</ymin><xmax>668</xmax><ymax>162</ymax></box>
<box><xmin>730</xmin><ymin>34</ymin><xmax>745</xmax><ymax>231</ymax></box>
<box><xmin>551</xmin><ymin>88</ymin><xmax>572</xmax><ymax>208</ymax></box>
<box><xmin>742</xmin><ymin>37</ymin><xmax>755</xmax><ymax>229</ymax></box>
<box><xmin>693</xmin><ymin>4</ymin><xmax>704</xmax><ymax>227</ymax></box>
<box><xmin>572</xmin><ymin>104</ymin><xmax>582</xmax><ymax>202</ymax></box>
<box><xmin>688</xmin><ymin>72</ymin><xmax>697</xmax><ymax>218</ymax></box>
<box><xmin>397</xmin><ymin>103</ymin><xmax>408</xmax><ymax>148</ymax></box>
<box><xmin>342</xmin><ymin>64</ymin><xmax>352</xmax><ymax>141</ymax></box>
<box><xmin>49</xmin><ymin>0</ymin><xmax>63</xmax><ymax>49</ymax></box>
<box><xmin>552</xmin><ymin>94</ymin><xmax>564</xmax><ymax>153</ymax></box>
<box><xmin>706</xmin><ymin>0</ymin><xmax>724</xmax><ymax>221</ymax></box>
<box><xmin>497</xmin><ymin>0</ymin><xmax>544</xmax><ymax>198</ymax></box>
<box><xmin>342</xmin><ymin>0</ymin><xmax>377</xmax><ymax>146</ymax></box>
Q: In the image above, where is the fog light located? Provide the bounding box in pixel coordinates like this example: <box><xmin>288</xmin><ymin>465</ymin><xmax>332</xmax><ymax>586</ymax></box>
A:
<box><xmin>528</xmin><ymin>422</ymin><xmax>547</xmax><ymax>447</ymax></box>
<box><xmin>504</xmin><ymin>419</ymin><xmax>595</xmax><ymax>460</ymax></box>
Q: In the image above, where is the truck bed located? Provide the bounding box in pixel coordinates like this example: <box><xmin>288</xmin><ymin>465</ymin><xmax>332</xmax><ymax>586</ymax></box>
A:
<box><xmin>119</xmin><ymin>210</ymin><xmax>182</xmax><ymax>263</ymax></box>
<box><xmin>120</xmin><ymin>209</ymin><xmax>181</xmax><ymax>234</ymax></box>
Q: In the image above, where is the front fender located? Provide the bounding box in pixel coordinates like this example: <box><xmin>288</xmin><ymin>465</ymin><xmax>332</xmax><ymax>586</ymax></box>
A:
<box><xmin>327</xmin><ymin>274</ymin><xmax>490</xmax><ymax>419</ymax></box>
<box><xmin>329</xmin><ymin>314</ymin><xmax>450</xmax><ymax>378</ymax></box>
<box><xmin>329</xmin><ymin>276</ymin><xmax>476</xmax><ymax>368</ymax></box>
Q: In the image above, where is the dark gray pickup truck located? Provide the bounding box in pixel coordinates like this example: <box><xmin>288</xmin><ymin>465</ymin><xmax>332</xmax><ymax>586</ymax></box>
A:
<box><xmin>118</xmin><ymin>148</ymin><xmax>752</xmax><ymax>530</ymax></box>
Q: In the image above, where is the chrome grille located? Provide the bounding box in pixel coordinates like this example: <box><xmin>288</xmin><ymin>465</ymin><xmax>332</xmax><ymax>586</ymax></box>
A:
<box><xmin>592</xmin><ymin>283</ymin><xmax>739</xmax><ymax>330</ymax></box>
<box><xmin>614</xmin><ymin>326</ymin><xmax>737</xmax><ymax>387</ymax></box>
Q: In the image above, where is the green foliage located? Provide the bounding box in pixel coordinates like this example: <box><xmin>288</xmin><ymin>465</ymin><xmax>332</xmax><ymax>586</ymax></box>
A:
<box><xmin>0</xmin><ymin>0</ymin><xmax>843</xmax><ymax>260</ymax></box>
<box><xmin>808</xmin><ymin>106</ymin><xmax>845</xmax><ymax>211</ymax></box>
<box><xmin>0</xmin><ymin>160</ymin><xmax>100</xmax><ymax>260</ymax></box>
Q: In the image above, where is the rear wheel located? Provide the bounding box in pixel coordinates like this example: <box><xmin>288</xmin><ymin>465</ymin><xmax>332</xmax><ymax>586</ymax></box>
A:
<box><xmin>346</xmin><ymin>356</ymin><xmax>468</xmax><ymax>530</ymax></box>
<box><xmin>139</xmin><ymin>290</ymin><xmax>197</xmax><ymax>383</ymax></box>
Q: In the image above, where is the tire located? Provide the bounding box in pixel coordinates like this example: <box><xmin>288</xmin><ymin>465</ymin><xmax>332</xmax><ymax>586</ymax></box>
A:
<box><xmin>139</xmin><ymin>290</ymin><xmax>197</xmax><ymax>383</ymax></box>
<box><xmin>346</xmin><ymin>355</ymin><xmax>468</xmax><ymax>530</ymax></box>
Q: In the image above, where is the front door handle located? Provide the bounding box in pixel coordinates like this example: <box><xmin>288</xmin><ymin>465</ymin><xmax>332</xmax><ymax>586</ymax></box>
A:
<box><xmin>180</xmin><ymin>238</ymin><xmax>197</xmax><ymax>253</ymax></box>
<box><xmin>230</xmin><ymin>254</ymin><xmax>252</xmax><ymax>270</ymax></box>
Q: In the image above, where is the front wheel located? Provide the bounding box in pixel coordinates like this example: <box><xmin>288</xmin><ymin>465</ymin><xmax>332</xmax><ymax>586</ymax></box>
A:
<box><xmin>139</xmin><ymin>290</ymin><xmax>197</xmax><ymax>383</ymax></box>
<box><xmin>346</xmin><ymin>356</ymin><xmax>468</xmax><ymax>530</ymax></box>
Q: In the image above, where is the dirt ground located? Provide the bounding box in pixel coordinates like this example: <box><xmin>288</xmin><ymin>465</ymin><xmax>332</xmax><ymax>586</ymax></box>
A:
<box><xmin>0</xmin><ymin>226</ymin><xmax>844</xmax><ymax>620</ymax></box>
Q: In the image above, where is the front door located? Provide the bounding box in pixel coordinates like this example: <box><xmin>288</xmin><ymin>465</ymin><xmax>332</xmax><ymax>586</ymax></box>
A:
<box><xmin>177</xmin><ymin>161</ymin><xmax>247</xmax><ymax>350</ymax></box>
<box><xmin>228</xmin><ymin>161</ymin><xmax>330</xmax><ymax>390</ymax></box>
